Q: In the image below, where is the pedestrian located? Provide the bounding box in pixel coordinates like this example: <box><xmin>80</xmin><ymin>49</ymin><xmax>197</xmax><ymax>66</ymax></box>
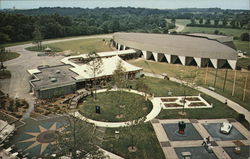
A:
<box><xmin>224</xmin><ymin>99</ymin><xmax>227</xmax><ymax>105</ymax></box>
<box><xmin>202</xmin><ymin>138</ymin><xmax>206</xmax><ymax>146</ymax></box>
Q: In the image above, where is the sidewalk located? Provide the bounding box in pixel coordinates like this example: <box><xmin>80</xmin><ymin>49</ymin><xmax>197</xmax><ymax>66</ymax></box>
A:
<box><xmin>143</xmin><ymin>72</ymin><xmax>250</xmax><ymax>124</ymax></box>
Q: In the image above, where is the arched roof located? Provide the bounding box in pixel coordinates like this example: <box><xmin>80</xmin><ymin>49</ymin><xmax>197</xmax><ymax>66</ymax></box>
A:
<box><xmin>113</xmin><ymin>32</ymin><xmax>237</xmax><ymax>60</ymax></box>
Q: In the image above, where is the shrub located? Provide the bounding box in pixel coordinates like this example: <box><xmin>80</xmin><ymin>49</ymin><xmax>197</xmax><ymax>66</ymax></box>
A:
<box><xmin>237</xmin><ymin>113</ymin><xmax>245</xmax><ymax>122</ymax></box>
<box><xmin>240</xmin><ymin>33</ymin><xmax>250</xmax><ymax>41</ymax></box>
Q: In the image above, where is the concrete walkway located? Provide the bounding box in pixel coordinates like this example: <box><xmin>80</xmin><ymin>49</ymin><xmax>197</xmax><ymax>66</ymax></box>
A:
<box><xmin>71</xmin><ymin>88</ymin><xmax>162</xmax><ymax>128</ymax></box>
<box><xmin>170</xmin><ymin>77</ymin><xmax>250</xmax><ymax>124</ymax></box>
<box><xmin>143</xmin><ymin>71</ymin><xmax>250</xmax><ymax>124</ymax></box>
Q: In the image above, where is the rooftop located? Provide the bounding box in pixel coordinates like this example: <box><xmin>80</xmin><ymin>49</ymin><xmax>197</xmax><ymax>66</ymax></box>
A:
<box><xmin>70</xmin><ymin>55</ymin><xmax>142</xmax><ymax>80</ymax></box>
<box><xmin>31</xmin><ymin>65</ymin><xmax>77</xmax><ymax>90</ymax></box>
<box><xmin>113</xmin><ymin>32</ymin><xmax>237</xmax><ymax>60</ymax></box>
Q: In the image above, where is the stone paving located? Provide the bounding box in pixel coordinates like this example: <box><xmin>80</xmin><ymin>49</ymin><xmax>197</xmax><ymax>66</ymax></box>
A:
<box><xmin>152</xmin><ymin>119</ymin><xmax>250</xmax><ymax>159</ymax></box>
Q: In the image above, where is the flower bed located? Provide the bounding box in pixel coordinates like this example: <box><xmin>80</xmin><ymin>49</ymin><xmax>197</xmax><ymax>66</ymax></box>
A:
<box><xmin>164</xmin><ymin>103</ymin><xmax>183</xmax><ymax>107</ymax></box>
<box><xmin>188</xmin><ymin>102</ymin><xmax>206</xmax><ymax>107</ymax></box>
<box><xmin>161</xmin><ymin>98</ymin><xmax>178</xmax><ymax>102</ymax></box>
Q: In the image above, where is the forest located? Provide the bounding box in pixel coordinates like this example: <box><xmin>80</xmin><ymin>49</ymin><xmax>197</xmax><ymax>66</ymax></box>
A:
<box><xmin>0</xmin><ymin>7</ymin><xmax>249</xmax><ymax>44</ymax></box>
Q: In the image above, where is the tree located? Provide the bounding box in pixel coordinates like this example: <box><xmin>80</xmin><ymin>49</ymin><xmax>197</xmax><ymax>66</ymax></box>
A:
<box><xmin>32</xmin><ymin>26</ymin><xmax>43</xmax><ymax>49</ymax></box>
<box><xmin>190</xmin><ymin>18</ymin><xmax>196</xmax><ymax>25</ymax></box>
<box><xmin>214</xmin><ymin>30</ymin><xmax>220</xmax><ymax>35</ymax></box>
<box><xmin>222</xmin><ymin>18</ymin><xmax>228</xmax><ymax>26</ymax></box>
<box><xmin>112</xmin><ymin>60</ymin><xmax>126</xmax><ymax>90</ymax></box>
<box><xmin>0</xmin><ymin>33</ymin><xmax>11</xmax><ymax>44</ymax></box>
<box><xmin>230</xmin><ymin>19</ymin><xmax>236</xmax><ymax>28</ymax></box>
<box><xmin>240</xmin><ymin>33</ymin><xmax>250</xmax><ymax>41</ymax></box>
<box><xmin>56</xmin><ymin>117</ymin><xmax>105</xmax><ymax>158</ymax></box>
<box><xmin>163</xmin><ymin>27</ymin><xmax>169</xmax><ymax>34</ymax></box>
<box><xmin>214</xmin><ymin>19</ymin><xmax>219</xmax><ymax>26</ymax></box>
<box><xmin>136</xmin><ymin>79</ymin><xmax>150</xmax><ymax>99</ymax></box>
<box><xmin>87</xmin><ymin>51</ymin><xmax>103</xmax><ymax>100</ymax></box>
<box><xmin>122</xmin><ymin>94</ymin><xmax>147</xmax><ymax>152</ymax></box>
<box><xmin>205</xmin><ymin>18</ymin><xmax>211</xmax><ymax>25</ymax></box>
<box><xmin>199</xmin><ymin>18</ymin><xmax>203</xmax><ymax>25</ymax></box>
<box><xmin>171</xmin><ymin>18</ymin><xmax>176</xmax><ymax>24</ymax></box>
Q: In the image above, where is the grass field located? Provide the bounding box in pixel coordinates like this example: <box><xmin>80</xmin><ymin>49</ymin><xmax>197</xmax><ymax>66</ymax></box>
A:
<box><xmin>234</xmin><ymin>40</ymin><xmax>250</xmax><ymax>56</ymax></box>
<box><xmin>128</xmin><ymin>59</ymin><xmax>250</xmax><ymax>110</ymax></box>
<box><xmin>183</xmin><ymin>26</ymin><xmax>249</xmax><ymax>38</ymax></box>
<box><xmin>26</xmin><ymin>38</ymin><xmax>112</xmax><ymax>55</ymax></box>
<box><xmin>102</xmin><ymin>123</ymin><xmax>165</xmax><ymax>159</ymax></box>
<box><xmin>78</xmin><ymin>91</ymin><xmax>152</xmax><ymax>122</ymax></box>
<box><xmin>0</xmin><ymin>52</ymin><xmax>20</xmax><ymax>62</ymax></box>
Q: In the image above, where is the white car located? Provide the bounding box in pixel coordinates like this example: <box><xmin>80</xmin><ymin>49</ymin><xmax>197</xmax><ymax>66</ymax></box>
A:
<box><xmin>220</xmin><ymin>122</ymin><xmax>232</xmax><ymax>134</ymax></box>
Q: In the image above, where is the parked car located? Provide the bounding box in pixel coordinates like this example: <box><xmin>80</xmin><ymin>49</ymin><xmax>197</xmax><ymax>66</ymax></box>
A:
<box><xmin>220</xmin><ymin>122</ymin><xmax>232</xmax><ymax>134</ymax></box>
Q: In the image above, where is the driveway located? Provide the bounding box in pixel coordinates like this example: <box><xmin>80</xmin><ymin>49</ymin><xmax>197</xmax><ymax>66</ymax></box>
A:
<box><xmin>0</xmin><ymin>34</ymin><xmax>113</xmax><ymax>118</ymax></box>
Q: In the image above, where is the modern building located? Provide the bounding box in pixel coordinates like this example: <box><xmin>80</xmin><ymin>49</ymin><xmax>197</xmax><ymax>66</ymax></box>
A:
<box><xmin>113</xmin><ymin>32</ymin><xmax>238</xmax><ymax>69</ymax></box>
<box><xmin>28</xmin><ymin>53</ymin><xmax>142</xmax><ymax>99</ymax></box>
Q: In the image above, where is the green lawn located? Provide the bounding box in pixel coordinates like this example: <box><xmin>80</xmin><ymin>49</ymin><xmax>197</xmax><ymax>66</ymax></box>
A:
<box><xmin>234</xmin><ymin>40</ymin><xmax>250</xmax><ymax>56</ymax></box>
<box><xmin>128</xmin><ymin>59</ymin><xmax>250</xmax><ymax>110</ymax></box>
<box><xmin>0</xmin><ymin>70</ymin><xmax>11</xmax><ymax>79</ymax></box>
<box><xmin>0</xmin><ymin>52</ymin><xmax>20</xmax><ymax>62</ymax></box>
<box><xmin>78</xmin><ymin>91</ymin><xmax>152</xmax><ymax>122</ymax></box>
<box><xmin>137</xmin><ymin>77</ymin><xmax>249</xmax><ymax>128</ymax></box>
<box><xmin>26</xmin><ymin>38</ymin><xmax>112</xmax><ymax>55</ymax></box>
<box><xmin>102</xmin><ymin>123</ymin><xmax>165</xmax><ymax>159</ymax></box>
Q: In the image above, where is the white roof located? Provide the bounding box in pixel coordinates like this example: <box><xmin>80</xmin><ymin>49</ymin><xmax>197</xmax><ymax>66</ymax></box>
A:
<box><xmin>70</xmin><ymin>56</ymin><xmax>142</xmax><ymax>80</ymax></box>
<box><xmin>27</xmin><ymin>69</ymin><xmax>41</xmax><ymax>75</ymax></box>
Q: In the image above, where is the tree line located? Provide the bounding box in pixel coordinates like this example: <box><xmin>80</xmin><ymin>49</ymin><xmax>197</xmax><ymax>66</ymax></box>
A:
<box><xmin>1</xmin><ymin>7</ymin><xmax>249</xmax><ymax>44</ymax></box>
<box><xmin>0</xmin><ymin>8</ymin><xmax>169</xmax><ymax>44</ymax></box>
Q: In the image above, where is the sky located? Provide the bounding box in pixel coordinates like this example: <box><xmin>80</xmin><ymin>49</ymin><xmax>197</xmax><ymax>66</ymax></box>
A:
<box><xmin>0</xmin><ymin>0</ymin><xmax>249</xmax><ymax>10</ymax></box>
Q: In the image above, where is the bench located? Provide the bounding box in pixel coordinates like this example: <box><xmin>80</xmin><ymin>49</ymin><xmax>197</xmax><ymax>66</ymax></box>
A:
<box><xmin>208</xmin><ymin>86</ymin><xmax>215</xmax><ymax>91</ymax></box>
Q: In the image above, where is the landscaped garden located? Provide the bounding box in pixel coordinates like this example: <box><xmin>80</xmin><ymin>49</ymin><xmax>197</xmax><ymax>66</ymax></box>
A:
<box><xmin>78</xmin><ymin>91</ymin><xmax>153</xmax><ymax>122</ymax></box>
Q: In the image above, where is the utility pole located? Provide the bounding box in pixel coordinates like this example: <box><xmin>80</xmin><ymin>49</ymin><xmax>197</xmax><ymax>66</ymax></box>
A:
<box><xmin>204</xmin><ymin>64</ymin><xmax>208</xmax><ymax>85</ymax></box>
<box><xmin>232</xmin><ymin>70</ymin><xmax>237</xmax><ymax>96</ymax></box>
<box><xmin>223</xmin><ymin>69</ymin><xmax>228</xmax><ymax>92</ymax></box>
<box><xmin>242</xmin><ymin>73</ymin><xmax>248</xmax><ymax>101</ymax></box>
<box><xmin>213</xmin><ymin>68</ymin><xmax>218</xmax><ymax>88</ymax></box>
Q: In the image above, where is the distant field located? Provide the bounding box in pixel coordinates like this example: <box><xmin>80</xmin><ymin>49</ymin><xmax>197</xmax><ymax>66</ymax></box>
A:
<box><xmin>27</xmin><ymin>38</ymin><xmax>112</xmax><ymax>55</ymax></box>
<box><xmin>234</xmin><ymin>40</ymin><xmax>250</xmax><ymax>56</ymax></box>
<box><xmin>182</xmin><ymin>26</ymin><xmax>249</xmax><ymax>38</ymax></box>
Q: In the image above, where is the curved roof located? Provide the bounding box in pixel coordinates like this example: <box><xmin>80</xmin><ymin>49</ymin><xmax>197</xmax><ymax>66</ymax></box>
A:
<box><xmin>113</xmin><ymin>32</ymin><xmax>237</xmax><ymax>60</ymax></box>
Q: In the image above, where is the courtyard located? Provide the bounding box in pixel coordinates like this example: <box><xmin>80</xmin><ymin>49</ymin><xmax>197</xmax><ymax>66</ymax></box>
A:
<box><xmin>152</xmin><ymin>119</ymin><xmax>250</xmax><ymax>159</ymax></box>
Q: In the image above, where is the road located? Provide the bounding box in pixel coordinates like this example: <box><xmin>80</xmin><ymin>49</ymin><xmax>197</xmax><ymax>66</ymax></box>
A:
<box><xmin>175</xmin><ymin>24</ymin><xmax>185</xmax><ymax>32</ymax></box>
<box><xmin>0</xmin><ymin>34</ymin><xmax>113</xmax><ymax>118</ymax></box>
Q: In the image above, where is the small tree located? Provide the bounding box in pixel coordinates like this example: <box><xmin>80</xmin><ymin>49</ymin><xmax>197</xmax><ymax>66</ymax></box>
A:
<box><xmin>205</xmin><ymin>18</ymin><xmax>211</xmax><ymax>25</ymax></box>
<box><xmin>136</xmin><ymin>79</ymin><xmax>150</xmax><ymax>99</ymax></box>
<box><xmin>32</xmin><ymin>26</ymin><xmax>43</xmax><ymax>50</ymax></box>
<box><xmin>122</xmin><ymin>96</ymin><xmax>147</xmax><ymax>152</ymax></box>
<box><xmin>199</xmin><ymin>18</ymin><xmax>203</xmax><ymax>25</ymax></box>
<box><xmin>222</xmin><ymin>18</ymin><xmax>228</xmax><ymax>26</ymax></box>
<box><xmin>56</xmin><ymin>117</ymin><xmax>105</xmax><ymax>159</ymax></box>
<box><xmin>171</xmin><ymin>18</ymin><xmax>176</xmax><ymax>24</ymax></box>
<box><xmin>240</xmin><ymin>33</ymin><xmax>250</xmax><ymax>41</ymax></box>
<box><xmin>87</xmin><ymin>51</ymin><xmax>103</xmax><ymax>100</ymax></box>
<box><xmin>112</xmin><ymin>60</ymin><xmax>126</xmax><ymax>91</ymax></box>
<box><xmin>190</xmin><ymin>18</ymin><xmax>196</xmax><ymax>25</ymax></box>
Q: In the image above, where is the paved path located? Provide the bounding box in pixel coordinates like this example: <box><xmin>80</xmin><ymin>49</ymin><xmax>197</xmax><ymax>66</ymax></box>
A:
<box><xmin>170</xmin><ymin>77</ymin><xmax>250</xmax><ymax>124</ymax></box>
<box><xmin>71</xmin><ymin>88</ymin><xmax>162</xmax><ymax>128</ymax></box>
<box><xmin>175</xmin><ymin>24</ymin><xmax>185</xmax><ymax>32</ymax></box>
<box><xmin>1</xmin><ymin>34</ymin><xmax>113</xmax><ymax>119</ymax></box>
<box><xmin>143</xmin><ymin>71</ymin><xmax>250</xmax><ymax>124</ymax></box>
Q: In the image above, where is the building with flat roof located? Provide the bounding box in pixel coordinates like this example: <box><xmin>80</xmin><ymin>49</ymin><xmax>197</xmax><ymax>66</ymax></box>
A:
<box><xmin>113</xmin><ymin>32</ymin><xmax>238</xmax><ymax>69</ymax></box>
<box><xmin>28</xmin><ymin>53</ymin><xmax>142</xmax><ymax>99</ymax></box>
